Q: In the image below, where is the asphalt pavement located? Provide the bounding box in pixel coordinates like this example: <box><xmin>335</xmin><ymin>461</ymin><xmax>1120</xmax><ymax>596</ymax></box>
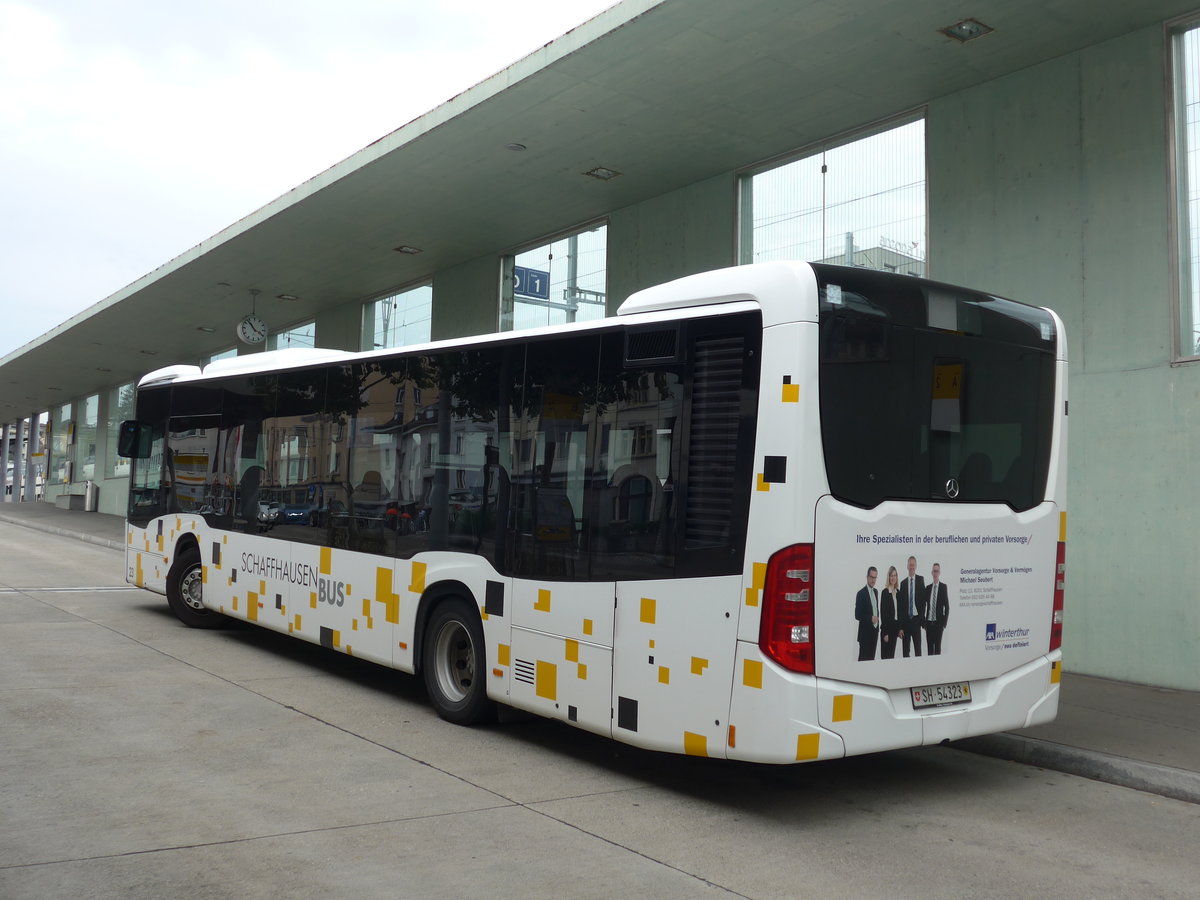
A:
<box><xmin>1</xmin><ymin>497</ymin><xmax>1196</xmax><ymax>805</ymax></box>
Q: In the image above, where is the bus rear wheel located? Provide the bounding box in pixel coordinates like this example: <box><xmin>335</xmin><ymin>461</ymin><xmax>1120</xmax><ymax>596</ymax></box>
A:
<box><xmin>421</xmin><ymin>597</ymin><xmax>493</xmax><ymax>725</ymax></box>
<box><xmin>166</xmin><ymin>545</ymin><xmax>222</xmax><ymax>629</ymax></box>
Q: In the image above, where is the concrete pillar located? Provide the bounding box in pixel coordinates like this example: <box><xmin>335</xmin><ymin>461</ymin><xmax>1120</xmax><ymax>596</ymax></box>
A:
<box><xmin>23</xmin><ymin>413</ymin><xmax>41</xmax><ymax>502</ymax></box>
<box><xmin>13</xmin><ymin>418</ymin><xmax>25</xmax><ymax>502</ymax></box>
<box><xmin>0</xmin><ymin>422</ymin><xmax>10</xmax><ymax>502</ymax></box>
<box><xmin>315</xmin><ymin>300</ymin><xmax>365</xmax><ymax>351</ymax></box>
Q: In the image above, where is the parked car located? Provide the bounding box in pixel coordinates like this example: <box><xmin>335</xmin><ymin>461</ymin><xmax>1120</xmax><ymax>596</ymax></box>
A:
<box><xmin>257</xmin><ymin>501</ymin><xmax>280</xmax><ymax>528</ymax></box>
<box><xmin>280</xmin><ymin>503</ymin><xmax>316</xmax><ymax>525</ymax></box>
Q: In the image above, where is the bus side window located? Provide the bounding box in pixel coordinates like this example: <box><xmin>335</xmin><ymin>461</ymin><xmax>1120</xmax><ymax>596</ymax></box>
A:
<box><xmin>591</xmin><ymin>330</ymin><xmax>682</xmax><ymax>580</ymax></box>
<box><xmin>511</xmin><ymin>335</ymin><xmax>599</xmax><ymax>580</ymax></box>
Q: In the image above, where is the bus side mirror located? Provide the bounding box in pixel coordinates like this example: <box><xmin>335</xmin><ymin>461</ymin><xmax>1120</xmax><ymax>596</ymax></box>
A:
<box><xmin>117</xmin><ymin>421</ymin><xmax>153</xmax><ymax>458</ymax></box>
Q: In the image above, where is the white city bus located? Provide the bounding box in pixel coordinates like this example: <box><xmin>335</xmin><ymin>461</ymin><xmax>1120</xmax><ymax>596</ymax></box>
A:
<box><xmin>119</xmin><ymin>261</ymin><xmax>1067</xmax><ymax>763</ymax></box>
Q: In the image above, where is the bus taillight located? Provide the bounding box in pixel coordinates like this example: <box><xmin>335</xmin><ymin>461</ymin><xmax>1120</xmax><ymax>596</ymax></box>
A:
<box><xmin>759</xmin><ymin>543</ymin><xmax>814</xmax><ymax>675</ymax></box>
<box><xmin>1050</xmin><ymin>541</ymin><xmax>1065</xmax><ymax>651</ymax></box>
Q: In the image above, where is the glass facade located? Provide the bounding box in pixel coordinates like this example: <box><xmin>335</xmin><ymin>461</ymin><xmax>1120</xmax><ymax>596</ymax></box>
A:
<box><xmin>268</xmin><ymin>322</ymin><xmax>316</xmax><ymax>350</ymax></box>
<box><xmin>741</xmin><ymin>117</ymin><xmax>926</xmax><ymax>276</ymax></box>
<box><xmin>201</xmin><ymin>348</ymin><xmax>237</xmax><ymax>367</ymax></box>
<box><xmin>364</xmin><ymin>283</ymin><xmax>432</xmax><ymax>350</ymax></box>
<box><xmin>106</xmin><ymin>383</ymin><xmax>135</xmax><ymax>478</ymax></box>
<box><xmin>501</xmin><ymin>224</ymin><xmax>608</xmax><ymax>332</ymax></box>
<box><xmin>77</xmin><ymin>394</ymin><xmax>98</xmax><ymax>481</ymax></box>
<box><xmin>1174</xmin><ymin>22</ymin><xmax>1200</xmax><ymax>359</ymax></box>
<box><xmin>49</xmin><ymin>403</ymin><xmax>71</xmax><ymax>484</ymax></box>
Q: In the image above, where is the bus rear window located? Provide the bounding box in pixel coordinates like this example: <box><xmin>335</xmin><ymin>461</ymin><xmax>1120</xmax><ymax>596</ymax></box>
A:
<box><xmin>815</xmin><ymin>267</ymin><xmax>1056</xmax><ymax>511</ymax></box>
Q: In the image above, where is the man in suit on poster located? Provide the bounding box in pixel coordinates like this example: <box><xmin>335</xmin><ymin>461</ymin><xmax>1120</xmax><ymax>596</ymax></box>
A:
<box><xmin>854</xmin><ymin>566</ymin><xmax>880</xmax><ymax>661</ymax></box>
<box><xmin>897</xmin><ymin>555</ymin><xmax>924</xmax><ymax>657</ymax></box>
<box><xmin>923</xmin><ymin>562</ymin><xmax>951</xmax><ymax>655</ymax></box>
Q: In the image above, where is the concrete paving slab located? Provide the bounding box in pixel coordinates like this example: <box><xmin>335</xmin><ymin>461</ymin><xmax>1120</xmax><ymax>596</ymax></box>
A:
<box><xmin>0</xmin><ymin>588</ymin><xmax>87</xmax><ymax>624</ymax></box>
<box><xmin>0</xmin><ymin>520</ymin><xmax>126</xmax><ymax>587</ymax></box>
<box><xmin>241</xmin><ymin>670</ymin><xmax>662</xmax><ymax>805</ymax></box>
<box><xmin>0</xmin><ymin>619</ymin><xmax>213</xmax><ymax>690</ymax></box>
<box><xmin>0</xmin><ymin>672</ymin><xmax>504</xmax><ymax>868</ymax></box>
<box><xmin>0</xmin><ymin>804</ymin><xmax>730</xmax><ymax>900</ymax></box>
<box><xmin>529</xmin><ymin>748</ymin><xmax>1200</xmax><ymax>899</ymax></box>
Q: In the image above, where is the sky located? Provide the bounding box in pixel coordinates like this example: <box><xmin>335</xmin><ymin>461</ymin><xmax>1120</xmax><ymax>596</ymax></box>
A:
<box><xmin>0</xmin><ymin>0</ymin><xmax>618</xmax><ymax>359</ymax></box>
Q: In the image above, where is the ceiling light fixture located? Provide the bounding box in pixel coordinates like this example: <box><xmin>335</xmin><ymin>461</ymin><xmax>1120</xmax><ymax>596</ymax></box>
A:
<box><xmin>394</xmin><ymin>245</ymin><xmax>423</xmax><ymax>254</ymax></box>
<box><xmin>940</xmin><ymin>18</ymin><xmax>993</xmax><ymax>42</ymax></box>
<box><xmin>584</xmin><ymin>166</ymin><xmax>622</xmax><ymax>181</ymax></box>
<box><xmin>276</xmin><ymin>293</ymin><xmax>299</xmax><ymax>302</ymax></box>
<box><xmin>505</xmin><ymin>142</ymin><xmax>527</xmax><ymax>152</ymax></box>
<box><xmin>196</xmin><ymin>326</ymin><xmax>216</xmax><ymax>333</ymax></box>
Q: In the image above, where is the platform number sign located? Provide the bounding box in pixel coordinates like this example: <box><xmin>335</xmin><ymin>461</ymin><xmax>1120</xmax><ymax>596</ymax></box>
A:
<box><xmin>513</xmin><ymin>266</ymin><xmax>551</xmax><ymax>301</ymax></box>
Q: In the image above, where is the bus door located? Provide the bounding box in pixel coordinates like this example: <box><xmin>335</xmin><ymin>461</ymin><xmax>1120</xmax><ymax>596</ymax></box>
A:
<box><xmin>506</xmin><ymin>334</ymin><xmax>617</xmax><ymax>737</ymax></box>
<box><xmin>607</xmin><ymin>323</ymin><xmax>754</xmax><ymax>759</ymax></box>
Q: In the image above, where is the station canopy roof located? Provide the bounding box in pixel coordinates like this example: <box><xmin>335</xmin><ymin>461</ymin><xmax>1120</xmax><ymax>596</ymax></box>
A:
<box><xmin>2</xmin><ymin>0</ymin><xmax>1195</xmax><ymax>423</ymax></box>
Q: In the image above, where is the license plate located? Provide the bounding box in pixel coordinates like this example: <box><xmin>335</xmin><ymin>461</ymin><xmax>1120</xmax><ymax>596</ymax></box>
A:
<box><xmin>911</xmin><ymin>681</ymin><xmax>972</xmax><ymax>709</ymax></box>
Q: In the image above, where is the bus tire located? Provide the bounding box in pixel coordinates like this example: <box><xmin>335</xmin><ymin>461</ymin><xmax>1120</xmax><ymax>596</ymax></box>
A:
<box><xmin>166</xmin><ymin>545</ymin><xmax>222</xmax><ymax>629</ymax></box>
<box><xmin>421</xmin><ymin>596</ymin><xmax>493</xmax><ymax>725</ymax></box>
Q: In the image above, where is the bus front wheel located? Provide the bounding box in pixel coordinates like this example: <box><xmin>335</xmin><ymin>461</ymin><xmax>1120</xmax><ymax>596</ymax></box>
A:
<box><xmin>166</xmin><ymin>545</ymin><xmax>222</xmax><ymax>629</ymax></box>
<box><xmin>421</xmin><ymin>597</ymin><xmax>493</xmax><ymax>725</ymax></box>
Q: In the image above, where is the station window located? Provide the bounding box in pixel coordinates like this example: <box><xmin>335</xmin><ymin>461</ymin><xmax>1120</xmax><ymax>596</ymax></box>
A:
<box><xmin>105</xmin><ymin>383</ymin><xmax>135</xmax><ymax>478</ymax></box>
<box><xmin>268</xmin><ymin>321</ymin><xmax>316</xmax><ymax>350</ymax></box>
<box><xmin>50</xmin><ymin>403</ymin><xmax>71</xmax><ymax>484</ymax></box>
<box><xmin>363</xmin><ymin>283</ymin><xmax>432</xmax><ymax>350</ymax></box>
<box><xmin>201</xmin><ymin>347</ymin><xmax>237</xmax><ymax>367</ymax></box>
<box><xmin>739</xmin><ymin>116</ymin><xmax>926</xmax><ymax>276</ymax></box>
<box><xmin>77</xmin><ymin>394</ymin><xmax>98</xmax><ymax>481</ymax></box>
<box><xmin>1173</xmin><ymin>19</ymin><xmax>1200</xmax><ymax>360</ymax></box>
<box><xmin>500</xmin><ymin>223</ymin><xmax>608</xmax><ymax>332</ymax></box>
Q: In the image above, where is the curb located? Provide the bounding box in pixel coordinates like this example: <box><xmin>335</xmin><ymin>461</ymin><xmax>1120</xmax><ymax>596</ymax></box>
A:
<box><xmin>952</xmin><ymin>733</ymin><xmax>1200</xmax><ymax>805</ymax></box>
<box><xmin>0</xmin><ymin>513</ymin><xmax>125</xmax><ymax>553</ymax></box>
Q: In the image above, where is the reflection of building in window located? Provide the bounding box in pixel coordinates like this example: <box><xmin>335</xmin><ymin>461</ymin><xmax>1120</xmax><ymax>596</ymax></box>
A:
<box><xmin>632</xmin><ymin>424</ymin><xmax>654</xmax><ymax>457</ymax></box>
<box><xmin>150</xmin><ymin>317</ymin><xmax>756</xmax><ymax>578</ymax></box>
<box><xmin>617</xmin><ymin>474</ymin><xmax>653</xmax><ymax>523</ymax></box>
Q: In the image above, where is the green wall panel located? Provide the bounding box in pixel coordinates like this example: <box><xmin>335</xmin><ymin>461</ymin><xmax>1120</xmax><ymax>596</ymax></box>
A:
<box><xmin>607</xmin><ymin>173</ymin><xmax>736</xmax><ymax>311</ymax></box>
<box><xmin>930</xmin><ymin>26</ymin><xmax>1200</xmax><ymax>689</ymax></box>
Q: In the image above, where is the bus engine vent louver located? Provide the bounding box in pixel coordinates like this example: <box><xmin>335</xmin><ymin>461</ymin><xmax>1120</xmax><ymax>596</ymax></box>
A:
<box><xmin>625</xmin><ymin>327</ymin><xmax>680</xmax><ymax>365</ymax></box>
<box><xmin>513</xmin><ymin>658</ymin><xmax>535</xmax><ymax>686</ymax></box>
<box><xmin>685</xmin><ymin>335</ymin><xmax>744</xmax><ymax>548</ymax></box>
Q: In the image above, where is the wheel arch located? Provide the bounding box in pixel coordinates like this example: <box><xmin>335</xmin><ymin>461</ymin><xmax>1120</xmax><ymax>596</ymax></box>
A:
<box><xmin>172</xmin><ymin>531</ymin><xmax>201</xmax><ymax>568</ymax></box>
<box><xmin>413</xmin><ymin>579</ymin><xmax>477</xmax><ymax>674</ymax></box>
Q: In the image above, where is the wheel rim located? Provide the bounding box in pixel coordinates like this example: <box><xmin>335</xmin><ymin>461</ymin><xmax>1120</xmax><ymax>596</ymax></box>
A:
<box><xmin>431</xmin><ymin>618</ymin><xmax>476</xmax><ymax>703</ymax></box>
<box><xmin>179</xmin><ymin>564</ymin><xmax>206</xmax><ymax>612</ymax></box>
